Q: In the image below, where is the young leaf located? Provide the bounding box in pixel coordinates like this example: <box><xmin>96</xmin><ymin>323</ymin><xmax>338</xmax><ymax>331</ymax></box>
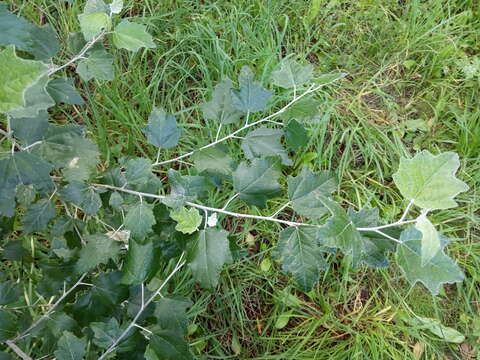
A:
<box><xmin>124</xmin><ymin>202</ymin><xmax>156</xmax><ymax>239</ymax></box>
<box><xmin>8</xmin><ymin>76</ymin><xmax>55</xmax><ymax>119</ymax></box>
<box><xmin>10</xmin><ymin>110</ymin><xmax>50</xmax><ymax>145</ymax></box>
<box><xmin>146</xmin><ymin>331</ymin><xmax>193</xmax><ymax>360</ymax></box>
<box><xmin>392</xmin><ymin>151</ymin><xmax>469</xmax><ymax>210</ymax></box>
<box><xmin>231</xmin><ymin>66</ymin><xmax>272</xmax><ymax>113</ymax></box>
<box><xmin>201</xmin><ymin>78</ymin><xmax>243</xmax><ymax>124</ymax></box>
<box><xmin>0</xmin><ymin>280</ymin><xmax>22</xmax><ymax>305</ymax></box>
<box><xmin>47</xmin><ymin>78</ymin><xmax>85</xmax><ymax>105</ymax></box>
<box><xmin>396</xmin><ymin>227</ymin><xmax>464</xmax><ymax>295</ymax></box>
<box><xmin>23</xmin><ymin>199</ymin><xmax>56</xmax><ymax>233</ymax></box>
<box><xmin>285</xmin><ymin>119</ymin><xmax>309</xmax><ymax>151</ymax></box>
<box><xmin>54</xmin><ymin>331</ymin><xmax>87</xmax><ymax>360</ymax></box>
<box><xmin>415</xmin><ymin>214</ymin><xmax>441</xmax><ymax>266</ymax></box>
<box><xmin>78</xmin><ymin>12</ymin><xmax>111</xmax><ymax>41</ymax></box>
<box><xmin>170</xmin><ymin>207</ymin><xmax>202</xmax><ymax>234</ymax></box>
<box><xmin>241</xmin><ymin>126</ymin><xmax>292</xmax><ymax>165</ymax></box>
<box><xmin>273</xmin><ymin>226</ymin><xmax>327</xmax><ymax>292</ymax></box>
<box><xmin>192</xmin><ymin>145</ymin><xmax>235</xmax><ymax>177</ymax></box>
<box><xmin>142</xmin><ymin>108</ymin><xmax>181</xmax><ymax>148</ymax></box>
<box><xmin>233</xmin><ymin>156</ymin><xmax>282</xmax><ymax>208</ymax></box>
<box><xmin>0</xmin><ymin>45</ymin><xmax>47</xmax><ymax>113</ymax></box>
<box><xmin>188</xmin><ymin>228</ymin><xmax>232</xmax><ymax>288</ymax></box>
<box><xmin>154</xmin><ymin>296</ymin><xmax>193</xmax><ymax>336</ymax></box>
<box><xmin>84</xmin><ymin>0</ymin><xmax>110</xmax><ymax>14</ymax></box>
<box><xmin>271</xmin><ymin>58</ymin><xmax>313</xmax><ymax>89</ymax></box>
<box><xmin>287</xmin><ymin>169</ymin><xmax>337</xmax><ymax>219</ymax></box>
<box><xmin>113</xmin><ymin>20</ymin><xmax>155</xmax><ymax>52</ymax></box>
<box><xmin>75</xmin><ymin>234</ymin><xmax>121</xmax><ymax>273</ymax></box>
<box><xmin>0</xmin><ymin>6</ymin><xmax>59</xmax><ymax>60</ymax></box>
<box><xmin>76</xmin><ymin>49</ymin><xmax>114</xmax><ymax>81</ymax></box>
<box><xmin>121</xmin><ymin>238</ymin><xmax>158</xmax><ymax>285</ymax></box>
<box><xmin>60</xmin><ymin>181</ymin><xmax>102</xmax><ymax>216</ymax></box>
<box><xmin>109</xmin><ymin>0</ymin><xmax>123</xmax><ymax>14</ymax></box>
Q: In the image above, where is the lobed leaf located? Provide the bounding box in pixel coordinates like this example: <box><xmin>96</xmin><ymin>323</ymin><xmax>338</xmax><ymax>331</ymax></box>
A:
<box><xmin>271</xmin><ymin>58</ymin><xmax>313</xmax><ymax>89</ymax></box>
<box><xmin>75</xmin><ymin>234</ymin><xmax>121</xmax><ymax>273</ymax></box>
<box><xmin>54</xmin><ymin>331</ymin><xmax>87</xmax><ymax>360</ymax></box>
<box><xmin>124</xmin><ymin>202</ymin><xmax>156</xmax><ymax>239</ymax></box>
<box><xmin>170</xmin><ymin>207</ymin><xmax>202</xmax><ymax>234</ymax></box>
<box><xmin>142</xmin><ymin>108</ymin><xmax>181</xmax><ymax>149</ymax></box>
<box><xmin>201</xmin><ymin>78</ymin><xmax>243</xmax><ymax>124</ymax></box>
<box><xmin>77</xmin><ymin>49</ymin><xmax>114</xmax><ymax>81</ymax></box>
<box><xmin>113</xmin><ymin>19</ymin><xmax>155</xmax><ymax>52</ymax></box>
<box><xmin>241</xmin><ymin>126</ymin><xmax>292</xmax><ymax>165</ymax></box>
<box><xmin>231</xmin><ymin>66</ymin><xmax>272</xmax><ymax>113</ymax></box>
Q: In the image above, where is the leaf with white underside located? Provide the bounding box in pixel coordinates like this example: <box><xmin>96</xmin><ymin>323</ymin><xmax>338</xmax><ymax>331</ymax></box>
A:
<box><xmin>142</xmin><ymin>108</ymin><xmax>181</xmax><ymax>148</ymax></box>
<box><xmin>201</xmin><ymin>78</ymin><xmax>243</xmax><ymax>124</ymax></box>
<box><xmin>241</xmin><ymin>126</ymin><xmax>292</xmax><ymax>165</ymax></box>
<box><xmin>233</xmin><ymin>156</ymin><xmax>282</xmax><ymax>208</ymax></box>
<box><xmin>76</xmin><ymin>50</ymin><xmax>114</xmax><ymax>81</ymax></box>
<box><xmin>124</xmin><ymin>202</ymin><xmax>156</xmax><ymax>239</ymax></box>
<box><xmin>75</xmin><ymin>234</ymin><xmax>121</xmax><ymax>273</ymax></box>
<box><xmin>231</xmin><ymin>66</ymin><xmax>272</xmax><ymax>113</ymax></box>
<box><xmin>271</xmin><ymin>58</ymin><xmax>313</xmax><ymax>89</ymax></box>
<box><xmin>395</xmin><ymin>227</ymin><xmax>464</xmax><ymax>295</ymax></box>
<box><xmin>0</xmin><ymin>45</ymin><xmax>47</xmax><ymax>113</ymax></box>
<box><xmin>287</xmin><ymin>168</ymin><xmax>337</xmax><ymax>219</ymax></box>
<box><xmin>84</xmin><ymin>0</ymin><xmax>110</xmax><ymax>14</ymax></box>
<box><xmin>113</xmin><ymin>20</ymin><xmax>155</xmax><ymax>52</ymax></box>
<box><xmin>392</xmin><ymin>151</ymin><xmax>469</xmax><ymax>210</ymax></box>
<box><xmin>54</xmin><ymin>331</ymin><xmax>87</xmax><ymax>360</ymax></box>
<box><xmin>78</xmin><ymin>12</ymin><xmax>111</xmax><ymax>41</ymax></box>
<box><xmin>109</xmin><ymin>0</ymin><xmax>123</xmax><ymax>13</ymax></box>
<box><xmin>273</xmin><ymin>226</ymin><xmax>327</xmax><ymax>291</ymax></box>
<box><xmin>170</xmin><ymin>207</ymin><xmax>202</xmax><ymax>234</ymax></box>
<box><xmin>188</xmin><ymin>228</ymin><xmax>232</xmax><ymax>288</ymax></box>
<box><xmin>415</xmin><ymin>214</ymin><xmax>441</xmax><ymax>266</ymax></box>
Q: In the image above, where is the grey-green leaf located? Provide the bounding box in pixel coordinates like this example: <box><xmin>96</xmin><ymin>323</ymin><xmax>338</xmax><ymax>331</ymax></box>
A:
<box><xmin>154</xmin><ymin>296</ymin><xmax>192</xmax><ymax>336</ymax></box>
<box><xmin>78</xmin><ymin>12</ymin><xmax>111</xmax><ymax>41</ymax></box>
<box><xmin>146</xmin><ymin>331</ymin><xmax>193</xmax><ymax>360</ymax></box>
<box><xmin>273</xmin><ymin>226</ymin><xmax>327</xmax><ymax>291</ymax></box>
<box><xmin>121</xmin><ymin>238</ymin><xmax>157</xmax><ymax>285</ymax></box>
<box><xmin>241</xmin><ymin>126</ymin><xmax>292</xmax><ymax>165</ymax></box>
<box><xmin>75</xmin><ymin>234</ymin><xmax>121</xmax><ymax>273</ymax></box>
<box><xmin>188</xmin><ymin>228</ymin><xmax>232</xmax><ymax>288</ymax></box>
<box><xmin>8</xmin><ymin>76</ymin><xmax>55</xmax><ymax>119</ymax></box>
<box><xmin>124</xmin><ymin>202</ymin><xmax>156</xmax><ymax>239</ymax></box>
<box><xmin>231</xmin><ymin>66</ymin><xmax>272</xmax><ymax>113</ymax></box>
<box><xmin>282</xmin><ymin>98</ymin><xmax>320</xmax><ymax>122</ymax></box>
<box><xmin>10</xmin><ymin>110</ymin><xmax>49</xmax><ymax>145</ymax></box>
<box><xmin>392</xmin><ymin>151</ymin><xmax>469</xmax><ymax>210</ymax></box>
<box><xmin>23</xmin><ymin>199</ymin><xmax>56</xmax><ymax>233</ymax></box>
<box><xmin>112</xmin><ymin>20</ymin><xmax>155</xmax><ymax>52</ymax></box>
<box><xmin>47</xmin><ymin>78</ymin><xmax>85</xmax><ymax>105</ymax></box>
<box><xmin>396</xmin><ymin>227</ymin><xmax>464</xmax><ymax>295</ymax></box>
<box><xmin>76</xmin><ymin>50</ymin><xmax>114</xmax><ymax>81</ymax></box>
<box><xmin>60</xmin><ymin>181</ymin><xmax>102</xmax><ymax>215</ymax></box>
<box><xmin>142</xmin><ymin>108</ymin><xmax>181</xmax><ymax>149</ymax></box>
<box><xmin>201</xmin><ymin>78</ymin><xmax>243</xmax><ymax>124</ymax></box>
<box><xmin>192</xmin><ymin>145</ymin><xmax>235</xmax><ymax>178</ymax></box>
<box><xmin>54</xmin><ymin>331</ymin><xmax>87</xmax><ymax>360</ymax></box>
<box><xmin>271</xmin><ymin>58</ymin><xmax>313</xmax><ymax>89</ymax></box>
<box><xmin>287</xmin><ymin>169</ymin><xmax>337</xmax><ymax>219</ymax></box>
<box><xmin>233</xmin><ymin>156</ymin><xmax>282</xmax><ymax>208</ymax></box>
<box><xmin>285</xmin><ymin>119</ymin><xmax>308</xmax><ymax>151</ymax></box>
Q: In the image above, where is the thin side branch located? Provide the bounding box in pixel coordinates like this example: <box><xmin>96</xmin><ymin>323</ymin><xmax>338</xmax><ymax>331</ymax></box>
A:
<box><xmin>8</xmin><ymin>273</ymin><xmax>88</xmax><ymax>343</ymax></box>
<box><xmin>5</xmin><ymin>341</ymin><xmax>32</xmax><ymax>360</ymax></box>
<box><xmin>153</xmin><ymin>81</ymin><xmax>336</xmax><ymax>167</ymax></box>
<box><xmin>93</xmin><ymin>184</ymin><xmax>309</xmax><ymax>227</ymax></box>
<box><xmin>98</xmin><ymin>255</ymin><xmax>186</xmax><ymax>360</ymax></box>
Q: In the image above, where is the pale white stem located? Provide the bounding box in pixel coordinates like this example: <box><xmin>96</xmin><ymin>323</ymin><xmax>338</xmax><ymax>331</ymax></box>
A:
<box><xmin>215</xmin><ymin>124</ymin><xmax>223</xmax><ymax>141</ymax></box>
<box><xmin>21</xmin><ymin>141</ymin><xmax>43</xmax><ymax>151</ymax></box>
<box><xmin>48</xmin><ymin>32</ymin><xmax>106</xmax><ymax>76</ymax></box>
<box><xmin>222</xmin><ymin>193</ymin><xmax>239</xmax><ymax>210</ymax></box>
<box><xmin>399</xmin><ymin>199</ymin><xmax>414</xmax><ymax>222</ymax></box>
<box><xmin>271</xmin><ymin>202</ymin><xmax>291</xmax><ymax>218</ymax></box>
<box><xmin>98</xmin><ymin>254</ymin><xmax>186</xmax><ymax>360</ymax></box>
<box><xmin>92</xmin><ymin>184</ymin><xmax>310</xmax><ymax>227</ymax></box>
<box><xmin>5</xmin><ymin>341</ymin><xmax>32</xmax><ymax>360</ymax></box>
<box><xmin>134</xmin><ymin>323</ymin><xmax>153</xmax><ymax>334</ymax></box>
<box><xmin>373</xmin><ymin>230</ymin><xmax>401</xmax><ymax>244</ymax></box>
<box><xmin>152</xmin><ymin>82</ymin><xmax>335</xmax><ymax>167</ymax></box>
<box><xmin>356</xmin><ymin>219</ymin><xmax>417</xmax><ymax>231</ymax></box>
<box><xmin>9</xmin><ymin>273</ymin><xmax>88</xmax><ymax>343</ymax></box>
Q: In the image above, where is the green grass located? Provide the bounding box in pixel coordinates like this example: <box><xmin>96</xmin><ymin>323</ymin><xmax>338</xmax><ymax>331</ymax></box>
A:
<box><xmin>6</xmin><ymin>0</ymin><xmax>480</xmax><ymax>359</ymax></box>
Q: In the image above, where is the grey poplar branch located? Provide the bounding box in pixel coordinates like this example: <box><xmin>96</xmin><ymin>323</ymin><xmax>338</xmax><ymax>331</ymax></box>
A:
<box><xmin>152</xmin><ymin>81</ymin><xmax>337</xmax><ymax>167</ymax></box>
<box><xmin>98</xmin><ymin>255</ymin><xmax>186</xmax><ymax>360</ymax></box>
